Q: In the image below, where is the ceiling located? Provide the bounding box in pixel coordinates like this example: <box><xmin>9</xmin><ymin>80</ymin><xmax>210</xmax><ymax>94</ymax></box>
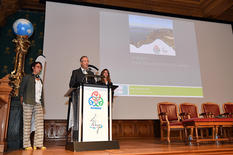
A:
<box><xmin>1</xmin><ymin>0</ymin><xmax>233</xmax><ymax>24</ymax></box>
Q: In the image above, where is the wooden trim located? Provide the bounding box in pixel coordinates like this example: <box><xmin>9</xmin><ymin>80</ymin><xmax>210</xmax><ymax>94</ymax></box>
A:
<box><xmin>1</xmin><ymin>0</ymin><xmax>233</xmax><ymax>27</ymax></box>
<box><xmin>20</xmin><ymin>0</ymin><xmax>233</xmax><ymax>23</ymax></box>
<box><xmin>0</xmin><ymin>74</ymin><xmax>13</xmax><ymax>152</ymax></box>
<box><xmin>44</xmin><ymin>120</ymin><xmax>67</xmax><ymax>146</ymax></box>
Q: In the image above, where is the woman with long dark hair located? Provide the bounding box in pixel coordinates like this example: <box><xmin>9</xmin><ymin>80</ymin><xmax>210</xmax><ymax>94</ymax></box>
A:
<box><xmin>98</xmin><ymin>68</ymin><xmax>112</xmax><ymax>85</ymax></box>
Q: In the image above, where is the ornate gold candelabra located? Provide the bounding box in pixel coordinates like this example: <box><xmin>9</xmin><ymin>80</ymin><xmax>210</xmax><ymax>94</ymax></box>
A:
<box><xmin>9</xmin><ymin>35</ymin><xmax>31</xmax><ymax>96</ymax></box>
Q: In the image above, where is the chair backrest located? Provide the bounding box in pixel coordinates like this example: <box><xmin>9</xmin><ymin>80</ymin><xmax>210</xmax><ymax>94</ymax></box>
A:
<box><xmin>223</xmin><ymin>102</ymin><xmax>233</xmax><ymax>118</ymax></box>
<box><xmin>158</xmin><ymin>102</ymin><xmax>179</xmax><ymax>121</ymax></box>
<box><xmin>179</xmin><ymin>103</ymin><xmax>198</xmax><ymax>119</ymax></box>
<box><xmin>223</xmin><ymin>102</ymin><xmax>233</xmax><ymax>114</ymax></box>
<box><xmin>202</xmin><ymin>102</ymin><xmax>220</xmax><ymax>117</ymax></box>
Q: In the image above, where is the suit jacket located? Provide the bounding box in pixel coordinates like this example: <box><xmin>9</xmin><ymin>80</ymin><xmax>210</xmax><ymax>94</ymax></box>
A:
<box><xmin>69</xmin><ymin>67</ymin><xmax>96</xmax><ymax>88</ymax></box>
<box><xmin>19</xmin><ymin>74</ymin><xmax>44</xmax><ymax>107</ymax></box>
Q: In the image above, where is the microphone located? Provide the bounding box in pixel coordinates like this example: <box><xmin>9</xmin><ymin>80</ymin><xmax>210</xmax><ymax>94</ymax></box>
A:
<box><xmin>32</xmin><ymin>73</ymin><xmax>40</xmax><ymax>79</ymax></box>
<box><xmin>85</xmin><ymin>68</ymin><xmax>90</xmax><ymax>73</ymax></box>
<box><xmin>35</xmin><ymin>74</ymin><xmax>40</xmax><ymax>78</ymax></box>
<box><xmin>88</xmin><ymin>64</ymin><xmax>99</xmax><ymax>71</ymax></box>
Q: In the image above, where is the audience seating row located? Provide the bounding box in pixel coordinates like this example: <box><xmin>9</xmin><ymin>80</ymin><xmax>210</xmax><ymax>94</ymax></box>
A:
<box><xmin>157</xmin><ymin>102</ymin><xmax>233</xmax><ymax>143</ymax></box>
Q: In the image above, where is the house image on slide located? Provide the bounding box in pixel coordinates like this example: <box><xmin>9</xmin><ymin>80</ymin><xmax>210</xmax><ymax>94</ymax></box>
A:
<box><xmin>130</xmin><ymin>38</ymin><xmax>176</xmax><ymax>56</ymax></box>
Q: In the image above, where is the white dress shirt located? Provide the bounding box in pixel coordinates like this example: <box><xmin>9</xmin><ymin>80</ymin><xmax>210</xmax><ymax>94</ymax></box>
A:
<box><xmin>35</xmin><ymin>79</ymin><xmax>42</xmax><ymax>104</ymax></box>
<box><xmin>81</xmin><ymin>67</ymin><xmax>88</xmax><ymax>74</ymax></box>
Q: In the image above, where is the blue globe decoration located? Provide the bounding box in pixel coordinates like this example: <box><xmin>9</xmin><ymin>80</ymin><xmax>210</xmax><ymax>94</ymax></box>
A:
<box><xmin>13</xmin><ymin>19</ymin><xmax>34</xmax><ymax>38</ymax></box>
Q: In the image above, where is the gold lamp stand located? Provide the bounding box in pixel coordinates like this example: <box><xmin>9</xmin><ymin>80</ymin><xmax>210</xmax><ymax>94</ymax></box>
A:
<box><xmin>9</xmin><ymin>35</ymin><xmax>31</xmax><ymax>96</ymax></box>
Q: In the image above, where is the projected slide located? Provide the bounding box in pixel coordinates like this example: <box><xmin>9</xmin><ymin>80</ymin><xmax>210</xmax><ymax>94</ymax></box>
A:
<box><xmin>43</xmin><ymin>2</ymin><xmax>203</xmax><ymax>98</ymax></box>
<box><xmin>129</xmin><ymin>15</ymin><xmax>176</xmax><ymax>56</ymax></box>
<box><xmin>100</xmin><ymin>12</ymin><xmax>203</xmax><ymax>97</ymax></box>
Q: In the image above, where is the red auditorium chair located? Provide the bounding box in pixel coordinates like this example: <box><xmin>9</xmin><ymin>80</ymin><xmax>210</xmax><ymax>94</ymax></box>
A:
<box><xmin>223</xmin><ymin>102</ymin><xmax>233</xmax><ymax>118</ymax></box>
<box><xmin>180</xmin><ymin>103</ymin><xmax>212</xmax><ymax>139</ymax></box>
<box><xmin>157</xmin><ymin>102</ymin><xmax>184</xmax><ymax>143</ymax></box>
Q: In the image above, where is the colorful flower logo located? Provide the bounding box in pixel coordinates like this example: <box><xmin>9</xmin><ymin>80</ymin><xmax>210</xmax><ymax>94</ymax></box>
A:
<box><xmin>88</xmin><ymin>91</ymin><xmax>104</xmax><ymax>109</ymax></box>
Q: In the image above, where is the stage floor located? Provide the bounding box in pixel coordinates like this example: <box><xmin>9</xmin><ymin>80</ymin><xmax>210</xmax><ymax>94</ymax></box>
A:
<box><xmin>3</xmin><ymin>138</ymin><xmax>233</xmax><ymax>155</ymax></box>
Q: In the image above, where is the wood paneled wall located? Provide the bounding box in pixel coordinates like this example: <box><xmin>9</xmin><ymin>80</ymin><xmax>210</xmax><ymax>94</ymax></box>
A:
<box><xmin>44</xmin><ymin>120</ymin><xmax>67</xmax><ymax>146</ymax></box>
<box><xmin>44</xmin><ymin>119</ymin><xmax>160</xmax><ymax>146</ymax></box>
<box><xmin>112</xmin><ymin>120</ymin><xmax>159</xmax><ymax>138</ymax></box>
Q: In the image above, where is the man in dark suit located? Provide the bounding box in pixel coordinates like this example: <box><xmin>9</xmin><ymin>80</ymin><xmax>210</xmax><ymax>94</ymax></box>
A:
<box><xmin>69</xmin><ymin>56</ymin><xmax>96</xmax><ymax>88</ymax></box>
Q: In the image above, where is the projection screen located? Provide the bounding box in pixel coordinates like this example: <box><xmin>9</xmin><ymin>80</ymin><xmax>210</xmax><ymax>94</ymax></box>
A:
<box><xmin>43</xmin><ymin>1</ymin><xmax>233</xmax><ymax>119</ymax></box>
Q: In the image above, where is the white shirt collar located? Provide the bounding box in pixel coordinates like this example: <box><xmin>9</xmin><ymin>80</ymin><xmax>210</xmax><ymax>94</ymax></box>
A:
<box><xmin>81</xmin><ymin>67</ymin><xmax>85</xmax><ymax>72</ymax></box>
<box><xmin>81</xmin><ymin>67</ymin><xmax>88</xmax><ymax>74</ymax></box>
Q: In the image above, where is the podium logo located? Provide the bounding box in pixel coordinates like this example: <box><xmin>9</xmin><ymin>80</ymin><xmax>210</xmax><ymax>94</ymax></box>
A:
<box><xmin>88</xmin><ymin>91</ymin><xmax>104</xmax><ymax>109</ymax></box>
<box><xmin>90</xmin><ymin>114</ymin><xmax>103</xmax><ymax>134</ymax></box>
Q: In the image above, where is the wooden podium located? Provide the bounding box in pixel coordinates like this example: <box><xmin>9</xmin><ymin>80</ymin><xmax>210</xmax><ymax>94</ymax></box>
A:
<box><xmin>64</xmin><ymin>83</ymin><xmax>119</xmax><ymax>151</ymax></box>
